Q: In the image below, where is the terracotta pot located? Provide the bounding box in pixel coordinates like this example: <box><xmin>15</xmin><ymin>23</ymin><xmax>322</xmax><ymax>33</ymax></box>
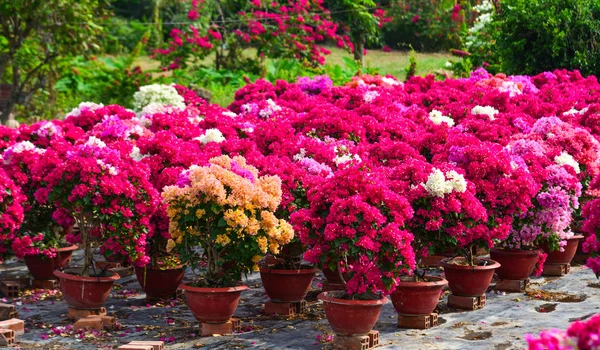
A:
<box><xmin>490</xmin><ymin>248</ymin><xmax>540</xmax><ymax>280</ymax></box>
<box><xmin>441</xmin><ymin>258</ymin><xmax>500</xmax><ymax>297</ymax></box>
<box><xmin>540</xmin><ymin>235</ymin><xmax>584</xmax><ymax>265</ymax></box>
<box><xmin>24</xmin><ymin>245</ymin><xmax>78</xmax><ymax>280</ymax></box>
<box><xmin>260</xmin><ymin>266</ymin><xmax>318</xmax><ymax>302</ymax></box>
<box><xmin>135</xmin><ymin>265</ymin><xmax>184</xmax><ymax>300</ymax></box>
<box><xmin>54</xmin><ymin>268</ymin><xmax>119</xmax><ymax>309</ymax></box>
<box><xmin>322</xmin><ymin>265</ymin><xmax>343</xmax><ymax>284</ymax></box>
<box><xmin>318</xmin><ymin>291</ymin><xmax>387</xmax><ymax>336</ymax></box>
<box><xmin>179</xmin><ymin>283</ymin><xmax>248</xmax><ymax>323</ymax></box>
<box><xmin>390</xmin><ymin>276</ymin><xmax>447</xmax><ymax>315</ymax></box>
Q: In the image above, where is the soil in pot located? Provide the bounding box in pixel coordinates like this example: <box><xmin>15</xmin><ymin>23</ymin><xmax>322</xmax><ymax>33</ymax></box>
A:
<box><xmin>391</xmin><ymin>275</ymin><xmax>447</xmax><ymax>315</ymax></box>
<box><xmin>54</xmin><ymin>268</ymin><xmax>119</xmax><ymax>309</ymax></box>
<box><xmin>441</xmin><ymin>257</ymin><xmax>500</xmax><ymax>297</ymax></box>
<box><xmin>179</xmin><ymin>283</ymin><xmax>249</xmax><ymax>323</ymax></box>
<box><xmin>24</xmin><ymin>245</ymin><xmax>78</xmax><ymax>280</ymax></box>
<box><xmin>317</xmin><ymin>291</ymin><xmax>388</xmax><ymax>336</ymax></box>
<box><xmin>260</xmin><ymin>265</ymin><xmax>318</xmax><ymax>302</ymax></box>
<box><xmin>135</xmin><ymin>265</ymin><xmax>184</xmax><ymax>300</ymax></box>
<box><xmin>490</xmin><ymin>248</ymin><xmax>540</xmax><ymax>280</ymax></box>
<box><xmin>540</xmin><ymin>235</ymin><xmax>584</xmax><ymax>265</ymax></box>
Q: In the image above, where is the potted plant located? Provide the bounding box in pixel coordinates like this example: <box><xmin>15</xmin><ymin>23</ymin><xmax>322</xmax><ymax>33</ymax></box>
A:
<box><xmin>1</xmin><ymin>142</ymin><xmax>77</xmax><ymax>280</ymax></box>
<box><xmin>0</xmin><ymin>167</ymin><xmax>25</xmax><ymax>263</ymax></box>
<box><xmin>162</xmin><ymin>155</ymin><xmax>293</xmax><ymax>328</ymax></box>
<box><xmin>387</xmin><ymin>160</ymin><xmax>489</xmax><ymax>315</ymax></box>
<box><xmin>43</xmin><ymin>137</ymin><xmax>159</xmax><ymax>310</ymax></box>
<box><xmin>291</xmin><ymin>166</ymin><xmax>415</xmax><ymax>337</ymax></box>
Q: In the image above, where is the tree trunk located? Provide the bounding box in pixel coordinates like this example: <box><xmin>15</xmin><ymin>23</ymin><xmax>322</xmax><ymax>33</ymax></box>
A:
<box><xmin>353</xmin><ymin>36</ymin><xmax>365</xmax><ymax>69</ymax></box>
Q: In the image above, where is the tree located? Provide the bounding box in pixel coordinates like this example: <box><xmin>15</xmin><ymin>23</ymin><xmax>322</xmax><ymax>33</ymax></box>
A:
<box><xmin>0</xmin><ymin>0</ymin><xmax>109</xmax><ymax>124</ymax></box>
<box><xmin>325</xmin><ymin>0</ymin><xmax>380</xmax><ymax>67</ymax></box>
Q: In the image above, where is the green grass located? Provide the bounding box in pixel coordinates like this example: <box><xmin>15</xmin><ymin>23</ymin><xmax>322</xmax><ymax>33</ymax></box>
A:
<box><xmin>132</xmin><ymin>47</ymin><xmax>453</xmax><ymax>106</ymax></box>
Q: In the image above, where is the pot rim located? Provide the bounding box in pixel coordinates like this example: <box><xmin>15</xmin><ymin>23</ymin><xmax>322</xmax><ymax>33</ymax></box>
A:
<box><xmin>396</xmin><ymin>275</ymin><xmax>448</xmax><ymax>287</ymax></box>
<box><xmin>179</xmin><ymin>282</ymin><xmax>249</xmax><ymax>293</ymax></box>
<box><xmin>317</xmin><ymin>291</ymin><xmax>389</xmax><ymax>305</ymax></box>
<box><xmin>440</xmin><ymin>258</ymin><xmax>500</xmax><ymax>270</ymax></box>
<box><xmin>259</xmin><ymin>266</ymin><xmax>319</xmax><ymax>275</ymax></box>
<box><xmin>570</xmin><ymin>235</ymin><xmax>585</xmax><ymax>240</ymax></box>
<box><xmin>57</xmin><ymin>245</ymin><xmax>79</xmax><ymax>253</ymax></box>
<box><xmin>135</xmin><ymin>264</ymin><xmax>184</xmax><ymax>271</ymax></box>
<box><xmin>54</xmin><ymin>268</ymin><xmax>120</xmax><ymax>282</ymax></box>
<box><xmin>490</xmin><ymin>247</ymin><xmax>541</xmax><ymax>255</ymax></box>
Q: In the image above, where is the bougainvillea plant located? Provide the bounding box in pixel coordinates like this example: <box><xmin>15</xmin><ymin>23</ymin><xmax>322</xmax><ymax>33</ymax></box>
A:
<box><xmin>525</xmin><ymin>314</ymin><xmax>600</xmax><ymax>350</ymax></box>
<box><xmin>162</xmin><ymin>155</ymin><xmax>294</xmax><ymax>287</ymax></box>
<box><xmin>291</xmin><ymin>166</ymin><xmax>415</xmax><ymax>298</ymax></box>
<box><xmin>0</xmin><ymin>167</ymin><xmax>25</xmax><ymax>262</ymax></box>
<box><xmin>41</xmin><ymin>137</ymin><xmax>159</xmax><ymax>276</ymax></box>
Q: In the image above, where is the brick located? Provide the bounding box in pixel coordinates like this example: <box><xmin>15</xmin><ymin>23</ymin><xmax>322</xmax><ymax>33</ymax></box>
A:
<box><xmin>73</xmin><ymin>316</ymin><xmax>103</xmax><ymax>331</ymax></box>
<box><xmin>448</xmin><ymin>294</ymin><xmax>486</xmax><ymax>310</ymax></box>
<box><xmin>0</xmin><ymin>329</ymin><xmax>14</xmax><ymax>347</ymax></box>
<box><xmin>368</xmin><ymin>330</ymin><xmax>379</xmax><ymax>347</ymax></box>
<box><xmin>332</xmin><ymin>334</ymin><xmax>370</xmax><ymax>350</ymax></box>
<box><xmin>230</xmin><ymin>317</ymin><xmax>242</xmax><ymax>333</ymax></box>
<box><xmin>109</xmin><ymin>266</ymin><xmax>133</xmax><ymax>278</ymax></box>
<box><xmin>264</xmin><ymin>301</ymin><xmax>296</xmax><ymax>316</ymax></box>
<box><xmin>542</xmin><ymin>263</ymin><xmax>571</xmax><ymax>277</ymax></box>
<box><xmin>3</xmin><ymin>277</ymin><xmax>30</xmax><ymax>289</ymax></box>
<box><xmin>0</xmin><ymin>318</ymin><xmax>24</xmax><ymax>336</ymax></box>
<box><xmin>67</xmin><ymin>307</ymin><xmax>107</xmax><ymax>320</ymax></box>
<box><xmin>495</xmin><ymin>278</ymin><xmax>529</xmax><ymax>293</ymax></box>
<box><xmin>32</xmin><ymin>279</ymin><xmax>60</xmax><ymax>290</ymax></box>
<box><xmin>398</xmin><ymin>313</ymin><xmax>439</xmax><ymax>329</ymax></box>
<box><xmin>0</xmin><ymin>303</ymin><xmax>16</xmax><ymax>321</ymax></box>
<box><xmin>200</xmin><ymin>321</ymin><xmax>233</xmax><ymax>336</ymax></box>
<box><xmin>127</xmin><ymin>341</ymin><xmax>165</xmax><ymax>350</ymax></box>
<box><xmin>0</xmin><ymin>281</ymin><xmax>19</xmax><ymax>298</ymax></box>
<box><xmin>99</xmin><ymin>315</ymin><xmax>117</xmax><ymax>326</ymax></box>
<box><xmin>118</xmin><ymin>345</ymin><xmax>153</xmax><ymax>350</ymax></box>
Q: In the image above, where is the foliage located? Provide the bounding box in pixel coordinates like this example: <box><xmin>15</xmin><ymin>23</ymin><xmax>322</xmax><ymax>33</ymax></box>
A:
<box><xmin>0</xmin><ymin>0</ymin><xmax>110</xmax><ymax>123</ymax></box>
<box><xmin>0</xmin><ymin>167</ymin><xmax>25</xmax><ymax>262</ymax></box>
<box><xmin>162</xmin><ymin>155</ymin><xmax>294</xmax><ymax>287</ymax></box>
<box><xmin>496</xmin><ymin>0</ymin><xmax>600</xmax><ymax>77</ymax></box>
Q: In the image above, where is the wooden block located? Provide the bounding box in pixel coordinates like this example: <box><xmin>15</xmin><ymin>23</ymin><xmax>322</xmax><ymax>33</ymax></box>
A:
<box><xmin>67</xmin><ymin>307</ymin><xmax>107</xmax><ymax>320</ymax></box>
<box><xmin>0</xmin><ymin>329</ymin><xmax>14</xmax><ymax>346</ymax></box>
<box><xmin>0</xmin><ymin>282</ymin><xmax>19</xmax><ymax>298</ymax></box>
<box><xmin>73</xmin><ymin>316</ymin><xmax>103</xmax><ymax>331</ymax></box>
<box><xmin>0</xmin><ymin>318</ymin><xmax>24</xmax><ymax>336</ymax></box>
<box><xmin>495</xmin><ymin>278</ymin><xmax>529</xmax><ymax>293</ymax></box>
<box><xmin>110</xmin><ymin>266</ymin><xmax>133</xmax><ymax>278</ymax></box>
<box><xmin>322</xmin><ymin>281</ymin><xmax>346</xmax><ymax>292</ymax></box>
<box><xmin>0</xmin><ymin>304</ymin><xmax>16</xmax><ymax>321</ymax></box>
<box><xmin>127</xmin><ymin>341</ymin><xmax>165</xmax><ymax>350</ymax></box>
<box><xmin>231</xmin><ymin>317</ymin><xmax>242</xmax><ymax>333</ymax></box>
<box><xmin>542</xmin><ymin>263</ymin><xmax>571</xmax><ymax>277</ymax></box>
<box><xmin>332</xmin><ymin>334</ymin><xmax>370</xmax><ymax>350</ymax></box>
<box><xmin>448</xmin><ymin>294</ymin><xmax>486</xmax><ymax>310</ymax></box>
<box><xmin>398</xmin><ymin>313</ymin><xmax>439</xmax><ymax>329</ymax></box>
<box><xmin>118</xmin><ymin>345</ymin><xmax>153</xmax><ymax>350</ymax></box>
<box><xmin>32</xmin><ymin>279</ymin><xmax>60</xmax><ymax>290</ymax></box>
<box><xmin>200</xmin><ymin>321</ymin><xmax>233</xmax><ymax>336</ymax></box>
<box><xmin>368</xmin><ymin>330</ymin><xmax>379</xmax><ymax>347</ymax></box>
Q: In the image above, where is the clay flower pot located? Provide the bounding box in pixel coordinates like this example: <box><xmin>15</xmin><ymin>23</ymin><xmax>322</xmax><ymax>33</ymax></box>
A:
<box><xmin>260</xmin><ymin>266</ymin><xmax>318</xmax><ymax>302</ymax></box>
<box><xmin>318</xmin><ymin>291</ymin><xmax>388</xmax><ymax>336</ymax></box>
<box><xmin>24</xmin><ymin>245</ymin><xmax>78</xmax><ymax>280</ymax></box>
<box><xmin>490</xmin><ymin>248</ymin><xmax>541</xmax><ymax>280</ymax></box>
<box><xmin>54</xmin><ymin>268</ymin><xmax>120</xmax><ymax>309</ymax></box>
<box><xmin>135</xmin><ymin>265</ymin><xmax>184</xmax><ymax>300</ymax></box>
<box><xmin>390</xmin><ymin>276</ymin><xmax>447</xmax><ymax>315</ymax></box>
<box><xmin>540</xmin><ymin>235</ymin><xmax>584</xmax><ymax>265</ymax></box>
<box><xmin>179</xmin><ymin>283</ymin><xmax>249</xmax><ymax>323</ymax></box>
<box><xmin>441</xmin><ymin>258</ymin><xmax>500</xmax><ymax>297</ymax></box>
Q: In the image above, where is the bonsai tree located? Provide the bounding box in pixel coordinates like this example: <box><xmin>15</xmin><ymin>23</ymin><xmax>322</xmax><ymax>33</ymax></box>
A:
<box><xmin>162</xmin><ymin>155</ymin><xmax>294</xmax><ymax>286</ymax></box>
<box><xmin>291</xmin><ymin>166</ymin><xmax>416</xmax><ymax>298</ymax></box>
<box><xmin>41</xmin><ymin>137</ymin><xmax>159</xmax><ymax>276</ymax></box>
<box><xmin>0</xmin><ymin>167</ymin><xmax>25</xmax><ymax>262</ymax></box>
<box><xmin>387</xmin><ymin>159</ymin><xmax>488</xmax><ymax>270</ymax></box>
